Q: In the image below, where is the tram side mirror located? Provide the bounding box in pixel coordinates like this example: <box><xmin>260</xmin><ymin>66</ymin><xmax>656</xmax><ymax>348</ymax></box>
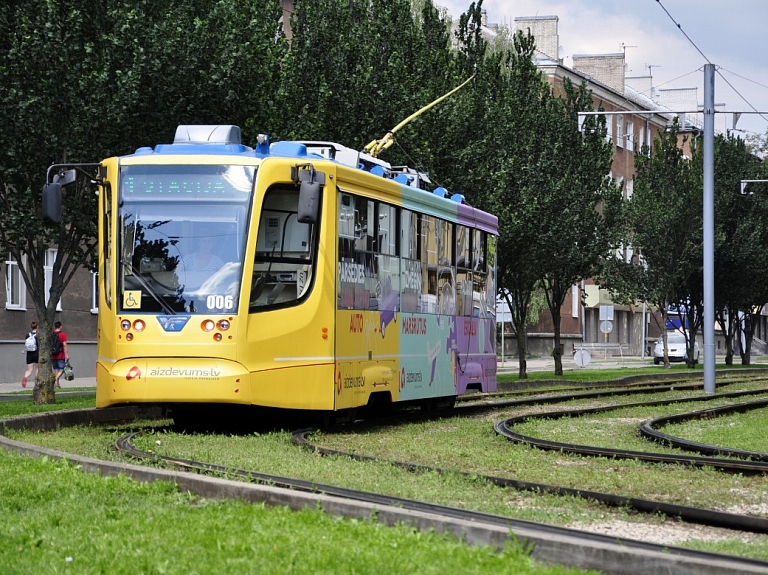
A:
<box><xmin>43</xmin><ymin>168</ymin><xmax>78</xmax><ymax>224</ymax></box>
<box><xmin>42</xmin><ymin>183</ymin><xmax>63</xmax><ymax>224</ymax></box>
<box><xmin>298</xmin><ymin>181</ymin><xmax>320</xmax><ymax>224</ymax></box>
<box><xmin>294</xmin><ymin>167</ymin><xmax>326</xmax><ymax>224</ymax></box>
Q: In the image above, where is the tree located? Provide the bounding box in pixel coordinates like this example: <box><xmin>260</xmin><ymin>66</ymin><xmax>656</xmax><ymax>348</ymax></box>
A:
<box><xmin>453</xmin><ymin>28</ymin><xmax>553</xmax><ymax>378</ymax></box>
<box><xmin>536</xmin><ymin>81</ymin><xmax>622</xmax><ymax>376</ymax></box>
<box><xmin>746</xmin><ymin>127</ymin><xmax>768</xmax><ymax>160</ymax></box>
<box><xmin>445</xmin><ymin>9</ymin><xmax>622</xmax><ymax>378</ymax></box>
<box><xmin>0</xmin><ymin>0</ymin><xmax>284</xmax><ymax>403</ymax></box>
<box><xmin>628</xmin><ymin>124</ymin><xmax>701</xmax><ymax>368</ymax></box>
<box><xmin>278</xmin><ymin>0</ymin><xmax>461</xmax><ymax>166</ymax></box>
<box><xmin>711</xmin><ymin>133</ymin><xmax>768</xmax><ymax>365</ymax></box>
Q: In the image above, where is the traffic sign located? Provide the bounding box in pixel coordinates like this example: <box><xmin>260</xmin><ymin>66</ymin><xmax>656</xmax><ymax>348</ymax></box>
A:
<box><xmin>573</xmin><ymin>349</ymin><xmax>591</xmax><ymax>367</ymax></box>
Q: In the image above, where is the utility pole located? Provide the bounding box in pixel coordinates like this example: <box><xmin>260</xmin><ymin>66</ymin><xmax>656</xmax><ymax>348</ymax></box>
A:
<box><xmin>703</xmin><ymin>63</ymin><xmax>716</xmax><ymax>393</ymax></box>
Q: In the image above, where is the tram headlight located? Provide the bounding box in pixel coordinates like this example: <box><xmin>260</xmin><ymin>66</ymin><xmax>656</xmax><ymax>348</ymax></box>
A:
<box><xmin>133</xmin><ymin>320</ymin><xmax>145</xmax><ymax>332</ymax></box>
<box><xmin>213</xmin><ymin>333</ymin><xmax>223</xmax><ymax>342</ymax></box>
<box><xmin>121</xmin><ymin>319</ymin><xmax>131</xmax><ymax>331</ymax></box>
<box><xmin>217</xmin><ymin>319</ymin><xmax>230</xmax><ymax>331</ymax></box>
<box><xmin>201</xmin><ymin>320</ymin><xmax>215</xmax><ymax>332</ymax></box>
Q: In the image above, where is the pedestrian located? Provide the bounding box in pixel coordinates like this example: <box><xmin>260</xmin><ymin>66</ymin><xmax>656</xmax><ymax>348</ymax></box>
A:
<box><xmin>51</xmin><ymin>321</ymin><xmax>69</xmax><ymax>389</ymax></box>
<box><xmin>22</xmin><ymin>321</ymin><xmax>39</xmax><ymax>388</ymax></box>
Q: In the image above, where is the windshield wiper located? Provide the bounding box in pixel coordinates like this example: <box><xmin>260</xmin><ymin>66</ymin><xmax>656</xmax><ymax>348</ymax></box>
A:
<box><xmin>120</xmin><ymin>259</ymin><xmax>176</xmax><ymax>315</ymax></box>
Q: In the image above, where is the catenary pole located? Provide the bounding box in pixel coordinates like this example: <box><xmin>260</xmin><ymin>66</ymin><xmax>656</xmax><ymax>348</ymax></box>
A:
<box><xmin>703</xmin><ymin>63</ymin><xmax>716</xmax><ymax>393</ymax></box>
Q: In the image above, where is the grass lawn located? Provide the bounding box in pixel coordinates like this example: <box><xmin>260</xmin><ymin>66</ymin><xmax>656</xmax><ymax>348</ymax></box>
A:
<box><xmin>0</xmin><ymin>396</ymin><xmax>591</xmax><ymax>575</ymax></box>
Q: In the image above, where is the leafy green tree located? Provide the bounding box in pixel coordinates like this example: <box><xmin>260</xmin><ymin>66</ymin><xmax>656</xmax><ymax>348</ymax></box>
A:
<box><xmin>0</xmin><ymin>0</ymin><xmax>284</xmax><ymax>403</ymax></box>
<box><xmin>746</xmin><ymin>127</ymin><xmax>768</xmax><ymax>159</ymax></box>
<box><xmin>446</xmin><ymin>8</ymin><xmax>621</xmax><ymax>378</ymax></box>
<box><xmin>536</xmin><ymin>81</ymin><xmax>622</xmax><ymax>375</ymax></box>
<box><xmin>629</xmin><ymin>124</ymin><xmax>701</xmax><ymax>368</ymax></box>
<box><xmin>454</xmin><ymin>28</ymin><xmax>553</xmax><ymax>378</ymax></box>
<box><xmin>278</xmin><ymin>0</ymin><xmax>460</xmax><ymax>167</ymax></box>
<box><xmin>712</xmin><ymin>133</ymin><xmax>768</xmax><ymax>364</ymax></box>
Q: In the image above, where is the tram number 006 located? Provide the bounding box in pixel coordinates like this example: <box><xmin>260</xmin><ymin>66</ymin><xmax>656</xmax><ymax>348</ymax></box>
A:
<box><xmin>206</xmin><ymin>295</ymin><xmax>234</xmax><ymax>310</ymax></box>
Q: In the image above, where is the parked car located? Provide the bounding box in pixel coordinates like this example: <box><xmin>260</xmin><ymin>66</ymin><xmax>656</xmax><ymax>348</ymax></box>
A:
<box><xmin>653</xmin><ymin>332</ymin><xmax>699</xmax><ymax>364</ymax></box>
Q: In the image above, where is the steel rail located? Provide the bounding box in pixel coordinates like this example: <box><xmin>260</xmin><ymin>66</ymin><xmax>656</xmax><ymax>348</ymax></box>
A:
<box><xmin>639</xmin><ymin>398</ymin><xmax>768</xmax><ymax>460</ymax></box>
<box><xmin>113</xmin><ymin>428</ymin><xmax>768</xmax><ymax>570</ymax></box>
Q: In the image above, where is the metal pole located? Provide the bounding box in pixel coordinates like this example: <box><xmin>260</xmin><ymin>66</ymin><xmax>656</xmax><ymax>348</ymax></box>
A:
<box><xmin>641</xmin><ymin>301</ymin><xmax>646</xmax><ymax>359</ymax></box>
<box><xmin>501</xmin><ymin>315</ymin><xmax>505</xmax><ymax>368</ymax></box>
<box><xmin>703</xmin><ymin>63</ymin><xmax>716</xmax><ymax>393</ymax></box>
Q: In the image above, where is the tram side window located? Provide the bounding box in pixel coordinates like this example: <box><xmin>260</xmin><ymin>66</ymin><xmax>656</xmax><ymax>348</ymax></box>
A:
<box><xmin>485</xmin><ymin>234</ymin><xmax>497</xmax><ymax>319</ymax></box>
<box><xmin>418</xmin><ymin>215</ymin><xmax>438</xmax><ymax>314</ymax></box>
<box><xmin>471</xmin><ymin>230</ymin><xmax>488</xmax><ymax>318</ymax></box>
<box><xmin>338</xmin><ymin>193</ymin><xmax>377</xmax><ymax>311</ymax></box>
<box><xmin>376</xmin><ymin>203</ymin><xmax>400</xmax><ymax>314</ymax></box>
<box><xmin>456</xmin><ymin>225</ymin><xmax>472</xmax><ymax>317</ymax></box>
<box><xmin>251</xmin><ymin>186</ymin><xmax>315</xmax><ymax>310</ymax></box>
<box><xmin>400</xmin><ymin>209</ymin><xmax>421</xmax><ymax>313</ymax></box>
<box><xmin>401</xmin><ymin>209</ymin><xmax>418</xmax><ymax>260</ymax></box>
<box><xmin>436</xmin><ymin>219</ymin><xmax>455</xmax><ymax>315</ymax></box>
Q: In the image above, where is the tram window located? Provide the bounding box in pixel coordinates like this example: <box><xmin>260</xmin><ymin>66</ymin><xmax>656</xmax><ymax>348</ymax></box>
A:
<box><xmin>401</xmin><ymin>210</ymin><xmax>418</xmax><ymax>260</ymax></box>
<box><xmin>419</xmin><ymin>215</ymin><xmax>436</xmax><ymax>266</ymax></box>
<box><xmin>337</xmin><ymin>192</ymin><xmax>381</xmax><ymax>311</ymax></box>
<box><xmin>437</xmin><ymin>220</ymin><xmax>455</xmax><ymax>315</ymax></box>
<box><xmin>456</xmin><ymin>225</ymin><xmax>471</xmax><ymax>316</ymax></box>
<box><xmin>472</xmin><ymin>272</ymin><xmax>487</xmax><ymax>318</ymax></box>
<box><xmin>354</xmin><ymin>196</ymin><xmax>374</xmax><ymax>252</ymax></box>
<box><xmin>437</xmin><ymin>219</ymin><xmax>453</xmax><ymax>267</ymax></box>
<box><xmin>377</xmin><ymin>203</ymin><xmax>397</xmax><ymax>256</ymax></box>
<box><xmin>251</xmin><ymin>186</ymin><xmax>316</xmax><ymax>310</ymax></box>
<box><xmin>485</xmin><ymin>235</ymin><xmax>497</xmax><ymax>319</ymax></box>
<box><xmin>418</xmin><ymin>215</ymin><xmax>438</xmax><ymax>314</ymax></box>
<box><xmin>400</xmin><ymin>209</ymin><xmax>420</xmax><ymax>314</ymax></box>
<box><xmin>472</xmin><ymin>229</ymin><xmax>485</xmax><ymax>272</ymax></box>
<box><xmin>456</xmin><ymin>225</ymin><xmax>470</xmax><ymax>270</ymax></box>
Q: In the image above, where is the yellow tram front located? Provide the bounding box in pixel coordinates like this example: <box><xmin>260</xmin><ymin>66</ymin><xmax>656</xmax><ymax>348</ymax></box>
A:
<box><xmin>95</xmin><ymin>126</ymin><xmax>337</xmax><ymax>411</ymax></box>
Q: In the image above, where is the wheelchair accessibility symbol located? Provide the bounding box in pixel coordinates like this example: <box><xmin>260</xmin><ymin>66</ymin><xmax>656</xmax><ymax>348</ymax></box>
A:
<box><xmin>123</xmin><ymin>290</ymin><xmax>142</xmax><ymax>309</ymax></box>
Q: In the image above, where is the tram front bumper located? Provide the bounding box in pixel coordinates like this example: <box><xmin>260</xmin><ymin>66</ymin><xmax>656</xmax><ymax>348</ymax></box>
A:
<box><xmin>95</xmin><ymin>358</ymin><xmax>252</xmax><ymax>407</ymax></box>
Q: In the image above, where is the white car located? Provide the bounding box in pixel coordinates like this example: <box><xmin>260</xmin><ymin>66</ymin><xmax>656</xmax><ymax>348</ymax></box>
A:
<box><xmin>653</xmin><ymin>332</ymin><xmax>699</xmax><ymax>364</ymax></box>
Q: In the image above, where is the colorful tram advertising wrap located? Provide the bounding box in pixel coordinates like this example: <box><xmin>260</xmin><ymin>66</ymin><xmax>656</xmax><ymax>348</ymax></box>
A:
<box><xmin>43</xmin><ymin>125</ymin><xmax>498</xmax><ymax>416</ymax></box>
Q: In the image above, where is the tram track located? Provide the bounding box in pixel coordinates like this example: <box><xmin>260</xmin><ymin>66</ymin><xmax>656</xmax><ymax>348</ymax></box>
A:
<box><xmin>493</xmin><ymin>386</ymin><xmax>768</xmax><ymax>474</ymax></box>
<box><xmin>640</xmin><ymin>398</ymin><xmax>768</xmax><ymax>460</ymax></box>
<box><xmin>4</xmin><ymin>376</ymin><xmax>768</xmax><ymax>573</ymax></box>
<box><xmin>111</xmin><ymin>428</ymin><xmax>768</xmax><ymax>574</ymax></box>
<box><xmin>105</xmin><ymin>376</ymin><xmax>768</xmax><ymax>538</ymax></box>
<box><xmin>5</xmin><ymin>406</ymin><xmax>765</xmax><ymax>574</ymax></box>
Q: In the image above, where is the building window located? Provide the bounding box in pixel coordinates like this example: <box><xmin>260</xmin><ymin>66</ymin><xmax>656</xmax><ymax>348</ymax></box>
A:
<box><xmin>626</xmin><ymin>178</ymin><xmax>634</xmax><ymax>200</ymax></box>
<box><xmin>626</xmin><ymin>121</ymin><xmax>634</xmax><ymax>152</ymax></box>
<box><xmin>616</xmin><ymin>115</ymin><xmax>624</xmax><ymax>148</ymax></box>
<box><xmin>91</xmin><ymin>272</ymin><xmax>99</xmax><ymax>314</ymax></box>
<box><xmin>44</xmin><ymin>249</ymin><xmax>63</xmax><ymax>311</ymax></box>
<box><xmin>605</xmin><ymin>115</ymin><xmax>613</xmax><ymax>144</ymax></box>
<box><xmin>571</xmin><ymin>284</ymin><xmax>579</xmax><ymax>318</ymax></box>
<box><xmin>5</xmin><ymin>253</ymin><xmax>26</xmax><ymax>310</ymax></box>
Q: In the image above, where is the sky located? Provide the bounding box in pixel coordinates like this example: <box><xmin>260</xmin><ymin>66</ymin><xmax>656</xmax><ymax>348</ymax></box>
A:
<box><xmin>437</xmin><ymin>0</ymin><xmax>768</xmax><ymax>138</ymax></box>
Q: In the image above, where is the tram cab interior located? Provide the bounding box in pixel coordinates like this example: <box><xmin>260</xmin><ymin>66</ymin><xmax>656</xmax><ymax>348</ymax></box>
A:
<box><xmin>121</xmin><ymin>214</ymin><xmax>244</xmax><ymax>313</ymax></box>
<box><xmin>251</xmin><ymin>186</ymin><xmax>315</xmax><ymax>308</ymax></box>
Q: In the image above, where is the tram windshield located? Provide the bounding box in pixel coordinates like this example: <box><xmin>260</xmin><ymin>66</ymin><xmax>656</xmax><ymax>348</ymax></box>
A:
<box><xmin>117</xmin><ymin>164</ymin><xmax>254</xmax><ymax>314</ymax></box>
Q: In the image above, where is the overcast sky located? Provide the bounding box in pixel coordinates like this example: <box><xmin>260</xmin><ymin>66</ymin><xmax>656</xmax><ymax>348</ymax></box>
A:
<box><xmin>437</xmin><ymin>0</ymin><xmax>768</xmax><ymax>137</ymax></box>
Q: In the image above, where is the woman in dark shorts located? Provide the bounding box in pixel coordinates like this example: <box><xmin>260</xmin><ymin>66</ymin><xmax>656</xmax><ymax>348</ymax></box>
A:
<box><xmin>22</xmin><ymin>321</ymin><xmax>39</xmax><ymax>388</ymax></box>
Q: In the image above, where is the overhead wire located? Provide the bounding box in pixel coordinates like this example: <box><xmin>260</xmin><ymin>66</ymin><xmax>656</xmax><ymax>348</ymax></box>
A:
<box><xmin>655</xmin><ymin>0</ymin><xmax>768</xmax><ymax>128</ymax></box>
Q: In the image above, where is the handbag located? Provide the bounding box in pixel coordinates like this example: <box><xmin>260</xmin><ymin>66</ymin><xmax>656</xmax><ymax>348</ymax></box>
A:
<box><xmin>63</xmin><ymin>361</ymin><xmax>75</xmax><ymax>381</ymax></box>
